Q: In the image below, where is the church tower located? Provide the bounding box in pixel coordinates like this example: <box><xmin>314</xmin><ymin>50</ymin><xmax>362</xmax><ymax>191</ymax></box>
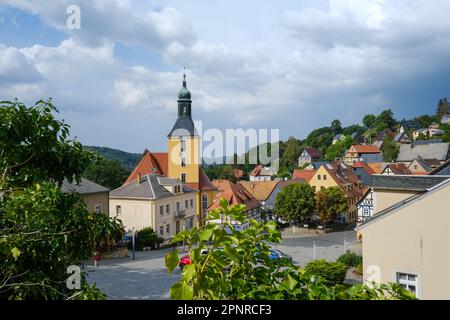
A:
<box><xmin>167</xmin><ymin>71</ymin><xmax>200</xmax><ymax>186</ymax></box>
<box><xmin>167</xmin><ymin>71</ymin><xmax>217</xmax><ymax>225</ymax></box>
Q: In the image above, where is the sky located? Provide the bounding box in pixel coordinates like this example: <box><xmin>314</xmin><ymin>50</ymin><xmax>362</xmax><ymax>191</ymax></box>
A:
<box><xmin>1</xmin><ymin>0</ymin><xmax>450</xmax><ymax>153</ymax></box>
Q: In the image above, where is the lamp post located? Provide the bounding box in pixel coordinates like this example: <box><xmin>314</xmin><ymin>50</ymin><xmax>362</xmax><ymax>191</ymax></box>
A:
<box><xmin>131</xmin><ymin>228</ymin><xmax>136</xmax><ymax>260</ymax></box>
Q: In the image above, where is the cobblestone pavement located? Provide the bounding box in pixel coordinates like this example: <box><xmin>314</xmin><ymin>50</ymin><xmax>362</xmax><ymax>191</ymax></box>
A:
<box><xmin>86</xmin><ymin>230</ymin><xmax>362</xmax><ymax>299</ymax></box>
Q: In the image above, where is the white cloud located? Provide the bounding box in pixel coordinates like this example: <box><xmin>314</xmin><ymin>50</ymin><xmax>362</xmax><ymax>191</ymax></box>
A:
<box><xmin>1</xmin><ymin>0</ymin><xmax>450</xmax><ymax>151</ymax></box>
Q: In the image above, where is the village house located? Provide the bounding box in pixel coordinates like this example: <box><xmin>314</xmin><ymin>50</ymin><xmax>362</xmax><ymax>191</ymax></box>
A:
<box><xmin>208</xmin><ymin>180</ymin><xmax>261</xmax><ymax>230</ymax></box>
<box><xmin>261</xmin><ymin>179</ymin><xmax>307</xmax><ymax>215</ymax></box>
<box><xmin>351</xmin><ymin>161</ymin><xmax>375</xmax><ymax>186</ymax></box>
<box><xmin>292</xmin><ymin>169</ymin><xmax>317</xmax><ymax>183</ymax></box>
<box><xmin>343</xmin><ymin>145</ymin><xmax>382</xmax><ymax>166</ymax></box>
<box><xmin>394</xmin><ymin>131</ymin><xmax>412</xmax><ymax>144</ymax></box>
<box><xmin>413</xmin><ymin>128</ymin><xmax>445</xmax><ymax>140</ymax></box>
<box><xmin>61</xmin><ymin>178</ymin><xmax>110</xmax><ymax>215</ymax></box>
<box><xmin>356</xmin><ymin>175</ymin><xmax>448</xmax><ymax>229</ymax></box>
<box><xmin>429</xmin><ymin>158</ymin><xmax>450</xmax><ymax>175</ymax></box>
<box><xmin>309</xmin><ymin>162</ymin><xmax>365</xmax><ymax>224</ymax></box>
<box><xmin>399</xmin><ymin>119</ymin><xmax>421</xmax><ymax>133</ymax></box>
<box><xmin>356</xmin><ymin>178</ymin><xmax>450</xmax><ymax>299</ymax></box>
<box><xmin>407</xmin><ymin>158</ymin><xmax>439</xmax><ymax>175</ymax></box>
<box><xmin>249</xmin><ymin>165</ymin><xmax>275</xmax><ymax>181</ymax></box>
<box><xmin>110</xmin><ymin>174</ymin><xmax>198</xmax><ymax>239</ymax></box>
<box><xmin>381</xmin><ymin>163</ymin><xmax>411</xmax><ymax>175</ymax></box>
<box><xmin>332</xmin><ymin>134</ymin><xmax>345</xmax><ymax>145</ymax></box>
<box><xmin>298</xmin><ymin>147</ymin><xmax>322</xmax><ymax>167</ymax></box>
<box><xmin>120</xmin><ymin>73</ymin><xmax>217</xmax><ymax>226</ymax></box>
<box><xmin>239</xmin><ymin>180</ymin><xmax>279</xmax><ymax>210</ymax></box>
<box><xmin>306</xmin><ymin>161</ymin><xmax>331</xmax><ymax>170</ymax></box>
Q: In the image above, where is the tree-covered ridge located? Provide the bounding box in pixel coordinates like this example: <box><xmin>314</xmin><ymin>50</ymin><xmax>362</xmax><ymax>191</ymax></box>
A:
<box><xmin>83</xmin><ymin>146</ymin><xmax>142</xmax><ymax>171</ymax></box>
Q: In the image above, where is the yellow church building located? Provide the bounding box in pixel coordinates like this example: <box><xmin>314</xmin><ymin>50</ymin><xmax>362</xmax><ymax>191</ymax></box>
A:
<box><xmin>113</xmin><ymin>72</ymin><xmax>217</xmax><ymax>232</ymax></box>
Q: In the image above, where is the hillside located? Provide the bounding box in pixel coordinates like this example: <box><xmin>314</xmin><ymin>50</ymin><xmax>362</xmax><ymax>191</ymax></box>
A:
<box><xmin>83</xmin><ymin>146</ymin><xmax>142</xmax><ymax>170</ymax></box>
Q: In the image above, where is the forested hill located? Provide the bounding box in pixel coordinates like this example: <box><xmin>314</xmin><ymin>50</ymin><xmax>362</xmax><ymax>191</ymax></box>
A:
<box><xmin>83</xmin><ymin>146</ymin><xmax>141</xmax><ymax>170</ymax></box>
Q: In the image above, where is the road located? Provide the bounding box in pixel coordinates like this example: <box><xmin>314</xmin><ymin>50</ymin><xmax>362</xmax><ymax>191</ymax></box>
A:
<box><xmin>86</xmin><ymin>230</ymin><xmax>361</xmax><ymax>299</ymax></box>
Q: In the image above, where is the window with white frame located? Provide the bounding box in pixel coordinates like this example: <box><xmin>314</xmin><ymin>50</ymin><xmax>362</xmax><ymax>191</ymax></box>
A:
<box><xmin>190</xmin><ymin>199</ymin><xmax>193</xmax><ymax>208</ymax></box>
<box><xmin>396</xmin><ymin>272</ymin><xmax>419</xmax><ymax>298</ymax></box>
<box><xmin>159</xmin><ymin>206</ymin><xmax>164</xmax><ymax>216</ymax></box>
<box><xmin>166</xmin><ymin>204</ymin><xmax>170</xmax><ymax>215</ymax></box>
<box><xmin>159</xmin><ymin>226</ymin><xmax>164</xmax><ymax>236</ymax></box>
<box><xmin>116</xmin><ymin>205</ymin><xmax>122</xmax><ymax>216</ymax></box>
<box><xmin>166</xmin><ymin>224</ymin><xmax>170</xmax><ymax>235</ymax></box>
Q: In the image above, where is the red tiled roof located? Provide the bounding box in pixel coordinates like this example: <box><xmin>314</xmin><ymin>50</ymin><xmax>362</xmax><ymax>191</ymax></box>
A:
<box><xmin>125</xmin><ymin>151</ymin><xmax>168</xmax><ymax>184</ymax></box>
<box><xmin>124</xmin><ymin>151</ymin><xmax>216</xmax><ymax>191</ymax></box>
<box><xmin>292</xmin><ymin>169</ymin><xmax>317</xmax><ymax>182</ymax></box>
<box><xmin>250</xmin><ymin>165</ymin><xmax>263</xmax><ymax>177</ymax></box>
<box><xmin>304</xmin><ymin>147</ymin><xmax>321</xmax><ymax>158</ymax></box>
<box><xmin>351</xmin><ymin>145</ymin><xmax>381</xmax><ymax>154</ymax></box>
<box><xmin>384</xmin><ymin>163</ymin><xmax>411</xmax><ymax>175</ymax></box>
<box><xmin>322</xmin><ymin>162</ymin><xmax>365</xmax><ymax>198</ymax></box>
<box><xmin>208</xmin><ymin>183</ymin><xmax>261</xmax><ymax>212</ymax></box>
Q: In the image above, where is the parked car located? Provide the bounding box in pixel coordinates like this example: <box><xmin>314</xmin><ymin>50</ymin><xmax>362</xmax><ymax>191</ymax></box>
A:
<box><xmin>269</xmin><ymin>249</ymin><xmax>293</xmax><ymax>262</ymax></box>
<box><xmin>178</xmin><ymin>249</ymin><xmax>209</xmax><ymax>270</ymax></box>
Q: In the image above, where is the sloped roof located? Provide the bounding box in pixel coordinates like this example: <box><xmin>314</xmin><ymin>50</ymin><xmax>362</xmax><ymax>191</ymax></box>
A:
<box><xmin>366</xmin><ymin>162</ymin><xmax>388</xmax><ymax>174</ymax></box>
<box><xmin>309</xmin><ymin>161</ymin><xmax>331</xmax><ymax>170</ymax></box>
<box><xmin>167</xmin><ymin>117</ymin><xmax>199</xmax><ymax>137</ymax></box>
<box><xmin>409</xmin><ymin>158</ymin><xmax>433</xmax><ymax>173</ymax></box>
<box><xmin>322</xmin><ymin>162</ymin><xmax>365</xmax><ymax>197</ymax></box>
<box><xmin>383</xmin><ymin>163</ymin><xmax>411</xmax><ymax>175</ymax></box>
<box><xmin>208</xmin><ymin>183</ymin><xmax>261</xmax><ymax>212</ymax></box>
<box><xmin>429</xmin><ymin>158</ymin><xmax>450</xmax><ymax>176</ymax></box>
<box><xmin>292</xmin><ymin>169</ymin><xmax>317</xmax><ymax>182</ymax></box>
<box><xmin>250</xmin><ymin>165</ymin><xmax>272</xmax><ymax>177</ymax></box>
<box><xmin>352</xmin><ymin>161</ymin><xmax>375</xmax><ymax>175</ymax></box>
<box><xmin>303</xmin><ymin>147</ymin><xmax>321</xmax><ymax>158</ymax></box>
<box><xmin>61</xmin><ymin>178</ymin><xmax>109</xmax><ymax>194</ymax></box>
<box><xmin>125</xmin><ymin>151</ymin><xmax>168</xmax><ymax>184</ymax></box>
<box><xmin>370</xmin><ymin>174</ymin><xmax>449</xmax><ymax>191</ymax></box>
<box><xmin>111</xmin><ymin>174</ymin><xmax>196</xmax><ymax>199</ymax></box>
<box><xmin>239</xmin><ymin>180</ymin><xmax>279</xmax><ymax>202</ymax></box>
<box><xmin>397</xmin><ymin>143</ymin><xmax>450</xmax><ymax>162</ymax></box>
<box><xmin>351</xmin><ymin>145</ymin><xmax>381</xmax><ymax>154</ymax></box>
<box><xmin>357</xmin><ymin>178</ymin><xmax>450</xmax><ymax>230</ymax></box>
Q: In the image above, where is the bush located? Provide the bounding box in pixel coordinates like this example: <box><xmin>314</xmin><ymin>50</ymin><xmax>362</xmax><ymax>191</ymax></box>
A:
<box><xmin>304</xmin><ymin>259</ymin><xmax>349</xmax><ymax>286</ymax></box>
<box><xmin>135</xmin><ymin>227</ymin><xmax>164</xmax><ymax>250</ymax></box>
<box><xmin>337</xmin><ymin>251</ymin><xmax>363</xmax><ymax>267</ymax></box>
<box><xmin>355</xmin><ymin>262</ymin><xmax>363</xmax><ymax>276</ymax></box>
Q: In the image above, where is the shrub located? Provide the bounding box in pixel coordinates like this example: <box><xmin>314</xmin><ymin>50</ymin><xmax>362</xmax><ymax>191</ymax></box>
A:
<box><xmin>337</xmin><ymin>251</ymin><xmax>363</xmax><ymax>267</ymax></box>
<box><xmin>304</xmin><ymin>259</ymin><xmax>349</xmax><ymax>286</ymax></box>
<box><xmin>135</xmin><ymin>227</ymin><xmax>164</xmax><ymax>250</ymax></box>
<box><xmin>355</xmin><ymin>262</ymin><xmax>363</xmax><ymax>276</ymax></box>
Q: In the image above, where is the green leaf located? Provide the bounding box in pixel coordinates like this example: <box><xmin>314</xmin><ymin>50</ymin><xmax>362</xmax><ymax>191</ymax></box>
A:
<box><xmin>182</xmin><ymin>264</ymin><xmax>196</xmax><ymax>282</ymax></box>
<box><xmin>11</xmin><ymin>247</ymin><xmax>21</xmax><ymax>260</ymax></box>
<box><xmin>199</xmin><ymin>228</ymin><xmax>213</xmax><ymax>242</ymax></box>
<box><xmin>170</xmin><ymin>281</ymin><xmax>193</xmax><ymax>300</ymax></box>
<box><xmin>165</xmin><ymin>250</ymin><xmax>179</xmax><ymax>274</ymax></box>
<box><xmin>281</xmin><ymin>274</ymin><xmax>298</xmax><ymax>290</ymax></box>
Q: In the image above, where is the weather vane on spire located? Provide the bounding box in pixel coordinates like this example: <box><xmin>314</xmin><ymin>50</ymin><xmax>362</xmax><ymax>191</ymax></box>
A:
<box><xmin>183</xmin><ymin>66</ymin><xmax>187</xmax><ymax>87</ymax></box>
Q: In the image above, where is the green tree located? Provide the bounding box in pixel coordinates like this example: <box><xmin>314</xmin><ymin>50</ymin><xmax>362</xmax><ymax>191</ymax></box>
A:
<box><xmin>275</xmin><ymin>183</ymin><xmax>316</xmax><ymax>224</ymax></box>
<box><xmin>83</xmin><ymin>155</ymin><xmax>130</xmax><ymax>189</ymax></box>
<box><xmin>331</xmin><ymin>119</ymin><xmax>343</xmax><ymax>136</ymax></box>
<box><xmin>316</xmin><ymin>187</ymin><xmax>348</xmax><ymax>224</ymax></box>
<box><xmin>326</xmin><ymin>136</ymin><xmax>353</xmax><ymax>161</ymax></box>
<box><xmin>363</xmin><ymin>114</ymin><xmax>377</xmax><ymax>129</ymax></box>
<box><xmin>436</xmin><ymin>98</ymin><xmax>449</xmax><ymax>119</ymax></box>
<box><xmin>280</xmin><ymin>136</ymin><xmax>301</xmax><ymax>172</ymax></box>
<box><xmin>165</xmin><ymin>200</ymin><xmax>415</xmax><ymax>300</ymax></box>
<box><xmin>0</xmin><ymin>99</ymin><xmax>121</xmax><ymax>299</ymax></box>
<box><xmin>381</xmin><ymin>136</ymin><xmax>400</xmax><ymax>162</ymax></box>
<box><xmin>375</xmin><ymin>109</ymin><xmax>397</xmax><ymax>131</ymax></box>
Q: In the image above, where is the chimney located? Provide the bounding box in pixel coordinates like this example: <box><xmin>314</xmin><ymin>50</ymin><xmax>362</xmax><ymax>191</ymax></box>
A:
<box><xmin>137</xmin><ymin>173</ymin><xmax>142</xmax><ymax>184</ymax></box>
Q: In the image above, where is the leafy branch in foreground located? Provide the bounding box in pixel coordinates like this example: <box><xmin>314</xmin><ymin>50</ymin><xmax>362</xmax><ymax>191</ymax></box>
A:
<box><xmin>165</xmin><ymin>199</ymin><xmax>416</xmax><ymax>300</ymax></box>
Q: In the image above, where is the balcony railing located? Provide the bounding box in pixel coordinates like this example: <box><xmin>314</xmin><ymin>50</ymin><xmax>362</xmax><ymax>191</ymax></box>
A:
<box><xmin>175</xmin><ymin>210</ymin><xmax>186</xmax><ymax>219</ymax></box>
